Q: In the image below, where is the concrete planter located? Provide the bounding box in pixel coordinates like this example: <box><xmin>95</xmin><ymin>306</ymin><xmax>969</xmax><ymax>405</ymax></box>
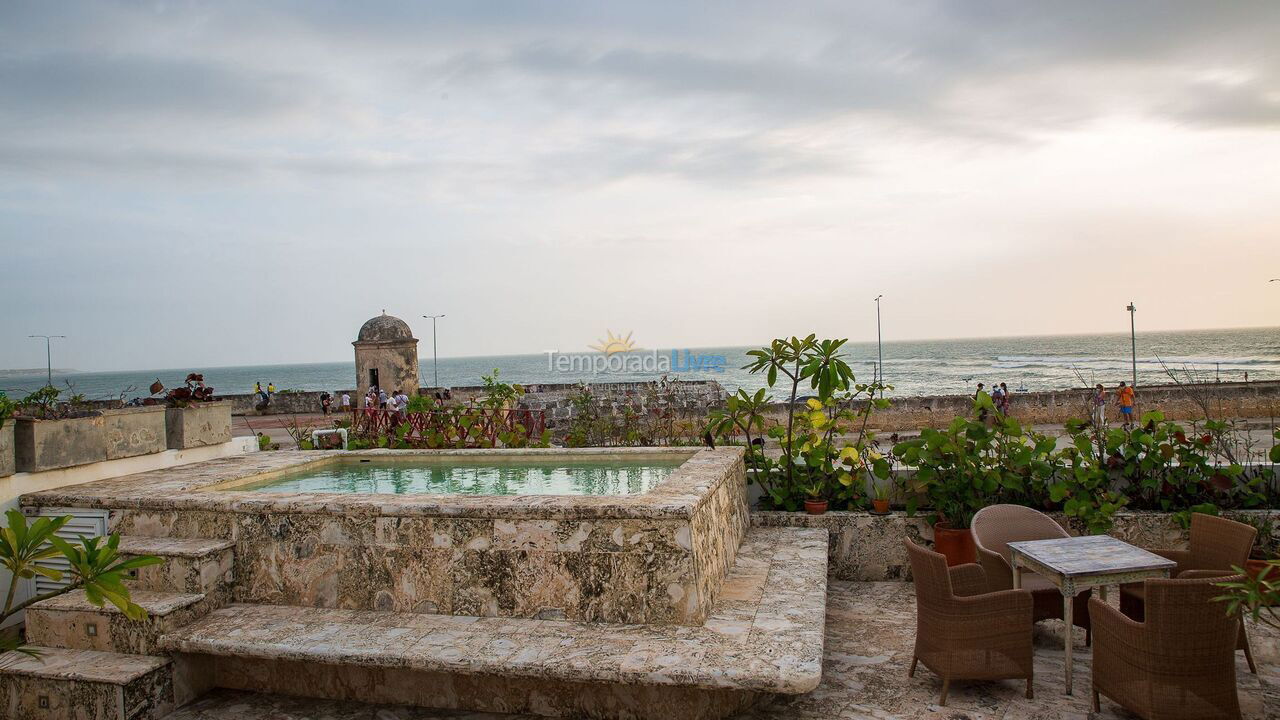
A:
<box><xmin>166</xmin><ymin>403</ymin><xmax>232</xmax><ymax>450</ymax></box>
<box><xmin>15</xmin><ymin>406</ymin><xmax>166</xmax><ymax>473</ymax></box>
<box><xmin>0</xmin><ymin>424</ymin><xmax>13</xmax><ymax>478</ymax></box>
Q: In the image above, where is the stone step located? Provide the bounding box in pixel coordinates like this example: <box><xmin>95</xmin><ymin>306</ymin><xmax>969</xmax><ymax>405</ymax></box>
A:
<box><xmin>162</xmin><ymin>687</ymin><xmax>526</xmax><ymax>719</ymax></box>
<box><xmin>26</xmin><ymin>589</ymin><xmax>212</xmax><ymax>655</ymax></box>
<box><xmin>0</xmin><ymin>646</ymin><xmax>174</xmax><ymax>720</ymax></box>
<box><xmin>159</xmin><ymin>527</ymin><xmax>829</xmax><ymax>720</ymax></box>
<box><xmin>118</xmin><ymin>536</ymin><xmax>235</xmax><ymax>596</ymax></box>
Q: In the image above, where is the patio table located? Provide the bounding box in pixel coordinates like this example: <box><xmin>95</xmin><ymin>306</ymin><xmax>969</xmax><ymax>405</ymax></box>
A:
<box><xmin>1007</xmin><ymin>534</ymin><xmax>1175</xmax><ymax>695</ymax></box>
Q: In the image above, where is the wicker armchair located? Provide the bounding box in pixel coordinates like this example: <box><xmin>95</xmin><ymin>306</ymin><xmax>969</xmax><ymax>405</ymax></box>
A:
<box><xmin>1119</xmin><ymin>512</ymin><xmax>1257</xmax><ymax>673</ymax></box>
<box><xmin>971</xmin><ymin>504</ymin><xmax>1091</xmax><ymax>642</ymax></box>
<box><xmin>904</xmin><ymin>539</ymin><xmax>1034</xmax><ymax>705</ymax></box>
<box><xmin>1091</xmin><ymin>576</ymin><xmax>1244</xmax><ymax>720</ymax></box>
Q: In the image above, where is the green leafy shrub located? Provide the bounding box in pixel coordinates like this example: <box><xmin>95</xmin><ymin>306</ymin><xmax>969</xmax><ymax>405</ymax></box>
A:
<box><xmin>894</xmin><ymin>398</ymin><xmax>1276</xmax><ymax>533</ymax></box>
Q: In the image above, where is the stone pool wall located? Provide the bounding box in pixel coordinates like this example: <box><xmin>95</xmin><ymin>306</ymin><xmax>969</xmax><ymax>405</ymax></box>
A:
<box><xmin>752</xmin><ymin>509</ymin><xmax>1280</xmax><ymax>581</ymax></box>
<box><xmin>23</xmin><ymin>447</ymin><xmax>748</xmax><ymax>626</ymax></box>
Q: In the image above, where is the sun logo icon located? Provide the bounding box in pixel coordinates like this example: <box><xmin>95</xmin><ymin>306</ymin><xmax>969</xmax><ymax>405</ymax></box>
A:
<box><xmin>590</xmin><ymin>330</ymin><xmax>637</xmax><ymax>356</ymax></box>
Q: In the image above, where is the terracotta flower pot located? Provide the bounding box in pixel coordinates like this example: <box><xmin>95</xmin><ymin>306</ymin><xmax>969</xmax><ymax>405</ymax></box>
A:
<box><xmin>1245</xmin><ymin>558</ymin><xmax>1272</xmax><ymax>579</ymax></box>
<box><xmin>804</xmin><ymin>498</ymin><xmax>829</xmax><ymax>515</ymax></box>
<box><xmin>1246</xmin><ymin>559</ymin><xmax>1277</xmax><ymax>606</ymax></box>
<box><xmin>933</xmin><ymin>522</ymin><xmax>977</xmax><ymax>567</ymax></box>
<box><xmin>872</xmin><ymin>498</ymin><xmax>890</xmax><ymax>514</ymax></box>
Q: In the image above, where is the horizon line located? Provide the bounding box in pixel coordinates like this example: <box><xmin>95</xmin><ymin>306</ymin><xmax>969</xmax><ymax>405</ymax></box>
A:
<box><xmin>8</xmin><ymin>323</ymin><xmax>1278</xmax><ymax>376</ymax></box>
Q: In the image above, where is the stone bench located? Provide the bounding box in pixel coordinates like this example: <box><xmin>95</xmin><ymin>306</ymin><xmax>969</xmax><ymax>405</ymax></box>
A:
<box><xmin>160</xmin><ymin>526</ymin><xmax>828</xmax><ymax>720</ymax></box>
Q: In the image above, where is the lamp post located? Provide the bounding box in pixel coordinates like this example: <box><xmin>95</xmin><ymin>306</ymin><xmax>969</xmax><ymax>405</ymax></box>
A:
<box><xmin>29</xmin><ymin>335</ymin><xmax>66</xmax><ymax>388</ymax></box>
<box><xmin>422</xmin><ymin>315</ymin><xmax>445</xmax><ymax>388</ymax></box>
<box><xmin>874</xmin><ymin>295</ymin><xmax>883</xmax><ymax>386</ymax></box>
<box><xmin>1126</xmin><ymin>303</ymin><xmax>1137</xmax><ymax>387</ymax></box>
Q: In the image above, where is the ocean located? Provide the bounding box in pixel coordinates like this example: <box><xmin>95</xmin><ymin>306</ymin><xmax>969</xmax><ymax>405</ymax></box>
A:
<box><xmin>2</xmin><ymin>327</ymin><xmax>1277</xmax><ymax>403</ymax></box>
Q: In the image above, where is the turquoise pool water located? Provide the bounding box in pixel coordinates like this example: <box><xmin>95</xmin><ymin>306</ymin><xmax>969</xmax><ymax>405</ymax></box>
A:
<box><xmin>220</xmin><ymin>457</ymin><xmax>687</xmax><ymax>496</ymax></box>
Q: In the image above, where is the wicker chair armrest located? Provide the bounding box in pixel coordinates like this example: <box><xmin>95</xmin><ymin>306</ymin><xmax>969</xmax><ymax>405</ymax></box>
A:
<box><xmin>975</xmin><ymin>546</ymin><xmax>1013</xmax><ymax>592</ymax></box>
<box><xmin>1089</xmin><ymin>595</ymin><xmax>1146</xmax><ymax>651</ymax></box>
<box><xmin>948</xmin><ymin>563</ymin><xmax>989</xmax><ymax>597</ymax></box>
<box><xmin>1178</xmin><ymin>568</ymin><xmax>1235</xmax><ymax>580</ymax></box>
<box><xmin>953</xmin><ymin>588</ymin><xmax>1034</xmax><ymax>616</ymax></box>
<box><xmin>1150</xmin><ymin>548</ymin><xmax>1192</xmax><ymax>572</ymax></box>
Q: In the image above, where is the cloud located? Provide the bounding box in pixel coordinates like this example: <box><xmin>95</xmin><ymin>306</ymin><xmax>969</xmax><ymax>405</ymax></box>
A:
<box><xmin>0</xmin><ymin>53</ymin><xmax>307</xmax><ymax>125</ymax></box>
<box><xmin>1</xmin><ymin>1</ymin><xmax>1279</xmax><ymax>371</ymax></box>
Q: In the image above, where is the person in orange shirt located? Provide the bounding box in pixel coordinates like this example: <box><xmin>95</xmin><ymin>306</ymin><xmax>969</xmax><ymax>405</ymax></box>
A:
<box><xmin>1116</xmin><ymin>381</ymin><xmax>1136</xmax><ymax>430</ymax></box>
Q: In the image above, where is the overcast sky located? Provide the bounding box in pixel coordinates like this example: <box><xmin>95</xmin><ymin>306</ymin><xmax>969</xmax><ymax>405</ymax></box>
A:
<box><xmin>1</xmin><ymin>1</ymin><xmax>1278</xmax><ymax>371</ymax></box>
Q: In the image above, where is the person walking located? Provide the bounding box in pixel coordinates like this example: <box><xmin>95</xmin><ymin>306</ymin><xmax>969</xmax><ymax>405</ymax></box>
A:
<box><xmin>341</xmin><ymin>392</ymin><xmax>351</xmax><ymax>413</ymax></box>
<box><xmin>378</xmin><ymin>388</ymin><xmax>388</xmax><ymax>410</ymax></box>
<box><xmin>1116</xmin><ymin>381</ymin><xmax>1136</xmax><ymax>430</ymax></box>
<box><xmin>1091</xmin><ymin>384</ymin><xmax>1107</xmax><ymax>429</ymax></box>
<box><xmin>974</xmin><ymin>383</ymin><xmax>989</xmax><ymax>422</ymax></box>
<box><xmin>998</xmin><ymin>382</ymin><xmax>1011</xmax><ymax>414</ymax></box>
<box><xmin>991</xmin><ymin>383</ymin><xmax>1005</xmax><ymax>415</ymax></box>
<box><xmin>320</xmin><ymin>392</ymin><xmax>332</xmax><ymax>416</ymax></box>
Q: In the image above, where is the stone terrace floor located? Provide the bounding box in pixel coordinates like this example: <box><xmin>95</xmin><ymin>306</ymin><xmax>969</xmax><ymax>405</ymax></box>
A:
<box><xmin>166</xmin><ymin>581</ymin><xmax>1280</xmax><ymax>720</ymax></box>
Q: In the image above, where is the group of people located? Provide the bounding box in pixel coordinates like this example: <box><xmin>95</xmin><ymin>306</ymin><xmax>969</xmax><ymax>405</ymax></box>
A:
<box><xmin>364</xmin><ymin>386</ymin><xmax>411</xmax><ymax>417</ymax></box>
<box><xmin>253</xmin><ymin>381</ymin><xmax>275</xmax><ymax>410</ymax></box>
<box><xmin>318</xmin><ymin>391</ymin><xmax>351</xmax><ymax>416</ymax></box>
<box><xmin>1092</xmin><ymin>380</ymin><xmax>1138</xmax><ymax>430</ymax></box>
<box><xmin>974</xmin><ymin>382</ymin><xmax>1012</xmax><ymax>420</ymax></box>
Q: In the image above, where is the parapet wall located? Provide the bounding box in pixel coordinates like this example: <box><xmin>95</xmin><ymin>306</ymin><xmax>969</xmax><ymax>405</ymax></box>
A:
<box><xmin>213</xmin><ymin>379</ymin><xmax>1279</xmax><ymax>432</ymax></box>
<box><xmin>842</xmin><ymin>380</ymin><xmax>1280</xmax><ymax>431</ymax></box>
<box><xmin>216</xmin><ymin>380</ymin><xmax>729</xmax><ymax>421</ymax></box>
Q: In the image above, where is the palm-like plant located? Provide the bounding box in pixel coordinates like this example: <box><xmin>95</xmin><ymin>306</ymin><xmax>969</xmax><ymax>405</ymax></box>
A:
<box><xmin>1</xmin><ymin>509</ymin><xmax>162</xmax><ymax>666</ymax></box>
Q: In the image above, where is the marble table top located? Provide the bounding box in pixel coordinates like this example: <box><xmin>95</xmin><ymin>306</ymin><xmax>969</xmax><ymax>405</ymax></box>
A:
<box><xmin>1008</xmin><ymin>535</ymin><xmax>1176</xmax><ymax>577</ymax></box>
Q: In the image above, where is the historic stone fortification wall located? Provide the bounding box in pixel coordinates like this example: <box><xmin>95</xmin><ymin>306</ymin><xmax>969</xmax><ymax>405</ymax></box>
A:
<box><xmin>216</xmin><ymin>379</ymin><xmax>1279</xmax><ymax>435</ymax></box>
<box><xmin>837</xmin><ymin>380</ymin><xmax>1280</xmax><ymax>431</ymax></box>
<box><xmin>514</xmin><ymin>380</ymin><xmax>728</xmax><ymax>429</ymax></box>
<box><xmin>218</xmin><ymin>379</ymin><xmax>729</xmax><ymax>420</ymax></box>
<box><xmin>752</xmin><ymin>509</ymin><xmax>1280</xmax><ymax>581</ymax></box>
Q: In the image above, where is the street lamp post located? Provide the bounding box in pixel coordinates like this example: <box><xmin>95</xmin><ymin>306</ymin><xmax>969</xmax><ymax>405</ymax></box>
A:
<box><xmin>874</xmin><ymin>295</ymin><xmax>883</xmax><ymax>386</ymax></box>
<box><xmin>29</xmin><ymin>335</ymin><xmax>66</xmax><ymax>388</ymax></box>
<box><xmin>422</xmin><ymin>315</ymin><xmax>445</xmax><ymax>388</ymax></box>
<box><xmin>1126</xmin><ymin>303</ymin><xmax>1137</xmax><ymax>387</ymax></box>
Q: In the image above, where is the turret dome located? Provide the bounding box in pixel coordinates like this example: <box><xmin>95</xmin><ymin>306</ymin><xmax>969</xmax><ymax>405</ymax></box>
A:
<box><xmin>356</xmin><ymin>312</ymin><xmax>414</xmax><ymax>342</ymax></box>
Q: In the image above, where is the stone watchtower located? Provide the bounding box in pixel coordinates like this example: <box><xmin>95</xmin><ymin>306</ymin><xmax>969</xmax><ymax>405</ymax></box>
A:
<box><xmin>353</xmin><ymin>311</ymin><xmax>420</xmax><ymax>407</ymax></box>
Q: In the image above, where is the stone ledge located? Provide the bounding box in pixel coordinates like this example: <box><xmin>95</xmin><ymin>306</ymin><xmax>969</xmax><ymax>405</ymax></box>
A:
<box><xmin>161</xmin><ymin>526</ymin><xmax>827</xmax><ymax>695</ymax></box>
<box><xmin>30</xmin><ymin>589</ymin><xmax>206</xmax><ymax>617</ymax></box>
<box><xmin>118</xmin><ymin>536</ymin><xmax>235</xmax><ymax>558</ymax></box>
<box><xmin>0</xmin><ymin>647</ymin><xmax>168</xmax><ymax>684</ymax></box>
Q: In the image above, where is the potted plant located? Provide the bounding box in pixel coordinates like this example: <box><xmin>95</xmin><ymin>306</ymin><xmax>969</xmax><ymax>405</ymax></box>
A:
<box><xmin>0</xmin><ymin>391</ymin><xmax>15</xmax><ymax>478</ymax></box>
<box><xmin>894</xmin><ymin>406</ymin><xmax>1003</xmax><ymax>566</ymax></box>
<box><xmin>871</xmin><ymin>480</ymin><xmax>891</xmax><ymax>514</ymax></box>
<box><xmin>803</xmin><ymin>480</ymin><xmax>829</xmax><ymax>515</ymax></box>
<box><xmin>1230</xmin><ymin>514</ymin><xmax>1279</xmax><ymax>585</ymax></box>
<box><xmin>160</xmin><ymin>373</ymin><xmax>232</xmax><ymax>450</ymax></box>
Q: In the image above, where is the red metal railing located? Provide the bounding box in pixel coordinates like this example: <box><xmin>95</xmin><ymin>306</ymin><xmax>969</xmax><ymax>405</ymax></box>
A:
<box><xmin>350</xmin><ymin>407</ymin><xmax>546</xmax><ymax>448</ymax></box>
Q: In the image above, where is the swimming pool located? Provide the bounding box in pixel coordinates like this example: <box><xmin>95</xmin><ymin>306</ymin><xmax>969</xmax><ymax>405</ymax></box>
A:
<box><xmin>217</xmin><ymin>455</ymin><xmax>688</xmax><ymax>495</ymax></box>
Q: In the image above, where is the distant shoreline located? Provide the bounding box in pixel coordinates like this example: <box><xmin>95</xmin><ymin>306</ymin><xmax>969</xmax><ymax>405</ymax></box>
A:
<box><xmin>0</xmin><ymin>368</ymin><xmax>78</xmax><ymax>377</ymax></box>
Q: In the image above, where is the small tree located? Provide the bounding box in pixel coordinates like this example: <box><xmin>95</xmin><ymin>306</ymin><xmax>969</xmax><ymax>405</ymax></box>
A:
<box><xmin>1</xmin><ymin>510</ymin><xmax>161</xmax><ymax>666</ymax></box>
